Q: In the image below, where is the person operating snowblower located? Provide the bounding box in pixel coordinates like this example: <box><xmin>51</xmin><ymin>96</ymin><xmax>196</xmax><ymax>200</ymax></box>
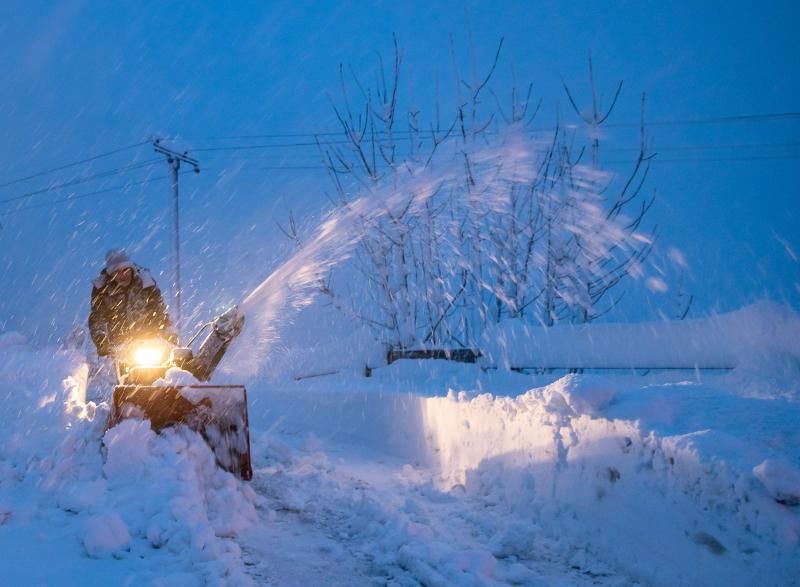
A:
<box><xmin>89</xmin><ymin>248</ymin><xmax>253</xmax><ymax>480</ymax></box>
<box><xmin>89</xmin><ymin>248</ymin><xmax>176</xmax><ymax>357</ymax></box>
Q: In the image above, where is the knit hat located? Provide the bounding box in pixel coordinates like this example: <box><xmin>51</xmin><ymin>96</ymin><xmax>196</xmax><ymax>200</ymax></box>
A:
<box><xmin>105</xmin><ymin>248</ymin><xmax>134</xmax><ymax>273</ymax></box>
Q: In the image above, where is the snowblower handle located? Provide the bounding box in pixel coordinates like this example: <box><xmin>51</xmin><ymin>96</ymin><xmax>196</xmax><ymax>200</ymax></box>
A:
<box><xmin>189</xmin><ymin>307</ymin><xmax>245</xmax><ymax>382</ymax></box>
<box><xmin>186</xmin><ymin>322</ymin><xmax>214</xmax><ymax>347</ymax></box>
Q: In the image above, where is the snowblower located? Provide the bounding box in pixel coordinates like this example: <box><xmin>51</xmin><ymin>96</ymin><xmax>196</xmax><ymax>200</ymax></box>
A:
<box><xmin>105</xmin><ymin>307</ymin><xmax>253</xmax><ymax>480</ymax></box>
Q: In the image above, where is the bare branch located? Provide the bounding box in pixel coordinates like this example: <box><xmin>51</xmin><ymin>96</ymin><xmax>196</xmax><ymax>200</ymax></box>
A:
<box><xmin>473</xmin><ymin>37</ymin><xmax>504</xmax><ymax>100</ymax></box>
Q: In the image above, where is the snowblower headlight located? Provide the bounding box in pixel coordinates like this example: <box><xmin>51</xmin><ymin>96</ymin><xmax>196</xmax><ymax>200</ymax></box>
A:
<box><xmin>131</xmin><ymin>343</ymin><xmax>168</xmax><ymax>367</ymax></box>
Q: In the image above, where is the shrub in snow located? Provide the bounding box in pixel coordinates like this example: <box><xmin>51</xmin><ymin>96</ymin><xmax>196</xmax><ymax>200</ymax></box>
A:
<box><xmin>83</xmin><ymin>513</ymin><xmax>131</xmax><ymax>558</ymax></box>
<box><xmin>754</xmin><ymin>459</ymin><xmax>800</xmax><ymax>506</ymax></box>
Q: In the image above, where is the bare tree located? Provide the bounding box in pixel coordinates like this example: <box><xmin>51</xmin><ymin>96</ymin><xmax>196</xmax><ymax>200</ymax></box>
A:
<box><xmin>561</xmin><ymin>54</ymin><xmax>658</xmax><ymax>323</ymax></box>
<box><xmin>282</xmin><ymin>40</ymin><xmax>659</xmax><ymax>355</ymax></box>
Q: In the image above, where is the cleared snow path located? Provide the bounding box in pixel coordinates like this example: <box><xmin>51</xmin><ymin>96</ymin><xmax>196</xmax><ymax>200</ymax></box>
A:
<box><xmin>240</xmin><ymin>432</ymin><xmax>635</xmax><ymax>586</ymax></box>
<box><xmin>240</xmin><ymin>374</ymin><xmax>799</xmax><ymax>586</ymax></box>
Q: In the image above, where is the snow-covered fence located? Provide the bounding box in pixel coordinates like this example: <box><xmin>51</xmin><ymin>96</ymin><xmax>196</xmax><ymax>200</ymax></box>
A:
<box><xmin>480</xmin><ymin>302</ymin><xmax>800</xmax><ymax>372</ymax></box>
<box><xmin>228</xmin><ymin>300</ymin><xmax>797</xmax><ymax>383</ymax></box>
<box><xmin>386</xmin><ymin>348</ymin><xmax>481</xmax><ymax>365</ymax></box>
<box><xmin>367</xmin><ymin>301</ymin><xmax>799</xmax><ymax>377</ymax></box>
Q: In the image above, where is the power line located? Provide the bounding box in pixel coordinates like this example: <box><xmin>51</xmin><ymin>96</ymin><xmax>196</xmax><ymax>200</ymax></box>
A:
<box><xmin>0</xmin><ymin>159</ymin><xmax>161</xmax><ymax>205</ymax></box>
<box><xmin>0</xmin><ymin>173</ymin><xmax>184</xmax><ymax>216</ymax></box>
<box><xmin>1</xmin><ymin>111</ymin><xmax>795</xmax><ymax>190</ymax></box>
<box><xmin>192</xmin><ymin>141</ymin><xmax>333</xmax><ymax>153</ymax></box>
<box><xmin>2</xmin><ymin>110</ymin><xmax>794</xmax><ymax>191</ymax></box>
<box><xmin>190</xmin><ymin>136</ymin><xmax>800</xmax><ymax>158</ymax></box>
<box><xmin>605</xmin><ymin>153</ymin><xmax>800</xmax><ymax>165</ymax></box>
<box><xmin>188</xmin><ymin>131</ymin><xmax>344</xmax><ymax>141</ymax></box>
<box><xmin>185</xmin><ymin>111</ymin><xmax>800</xmax><ymax>142</ymax></box>
<box><xmin>252</xmin><ymin>152</ymin><xmax>800</xmax><ymax>171</ymax></box>
<box><xmin>260</xmin><ymin>165</ymin><xmax>328</xmax><ymax>170</ymax></box>
<box><xmin>2</xmin><ymin>110</ymin><xmax>797</xmax><ymax>215</ymax></box>
<box><xmin>201</xmin><ymin>155</ymin><xmax>796</xmax><ymax>173</ymax></box>
<box><xmin>2</xmin><ymin>149</ymin><xmax>795</xmax><ymax>217</ymax></box>
<box><xmin>608</xmin><ymin>141</ymin><xmax>799</xmax><ymax>154</ymax></box>
<box><xmin>0</xmin><ymin>140</ymin><xmax>151</xmax><ymax>190</ymax></box>
<box><xmin>606</xmin><ymin>111</ymin><xmax>800</xmax><ymax>129</ymax></box>
<box><xmin>190</xmin><ymin>140</ymin><xmax>800</xmax><ymax>164</ymax></box>
<box><xmin>207</xmin><ymin>147</ymin><xmax>799</xmax><ymax>171</ymax></box>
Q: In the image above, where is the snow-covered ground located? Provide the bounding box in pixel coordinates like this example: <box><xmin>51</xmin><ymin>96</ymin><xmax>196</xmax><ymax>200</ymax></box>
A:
<box><xmin>0</xmin><ymin>306</ymin><xmax>798</xmax><ymax>586</ymax></box>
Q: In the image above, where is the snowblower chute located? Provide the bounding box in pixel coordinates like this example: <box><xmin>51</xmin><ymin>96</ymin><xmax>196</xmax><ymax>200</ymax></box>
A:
<box><xmin>106</xmin><ymin>307</ymin><xmax>253</xmax><ymax>480</ymax></box>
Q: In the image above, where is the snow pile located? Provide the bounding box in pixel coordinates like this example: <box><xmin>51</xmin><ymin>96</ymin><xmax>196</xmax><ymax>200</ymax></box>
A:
<box><xmin>0</xmin><ymin>334</ymin><xmax>89</xmax><ymax>471</ymax></box>
<box><xmin>415</xmin><ymin>375</ymin><xmax>800</xmax><ymax>585</ymax></box>
<box><xmin>154</xmin><ymin>366</ymin><xmax>201</xmax><ymax>386</ymax></box>
<box><xmin>84</xmin><ymin>420</ymin><xmax>259</xmax><ymax>574</ymax></box>
<box><xmin>233</xmin><ymin>298</ymin><xmax>800</xmax><ymax>389</ymax></box>
<box><xmin>0</xmin><ymin>338</ymin><xmax>260</xmax><ymax>585</ymax></box>
<box><xmin>83</xmin><ymin>512</ymin><xmax>131</xmax><ymax>558</ymax></box>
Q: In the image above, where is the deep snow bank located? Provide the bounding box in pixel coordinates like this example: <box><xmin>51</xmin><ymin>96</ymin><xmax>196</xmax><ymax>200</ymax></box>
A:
<box><xmin>0</xmin><ymin>335</ymin><xmax>259</xmax><ymax>585</ymax></box>
<box><xmin>259</xmin><ymin>367</ymin><xmax>799</xmax><ymax>586</ymax></box>
<box><xmin>417</xmin><ymin>376</ymin><xmax>799</xmax><ymax>585</ymax></box>
<box><xmin>481</xmin><ymin>301</ymin><xmax>800</xmax><ymax>394</ymax></box>
<box><xmin>0</xmin><ymin>332</ymin><xmax>90</xmax><ymax>468</ymax></box>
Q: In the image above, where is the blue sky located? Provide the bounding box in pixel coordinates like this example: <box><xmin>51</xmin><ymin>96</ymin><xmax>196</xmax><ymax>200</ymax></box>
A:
<box><xmin>0</xmin><ymin>1</ymin><xmax>797</xmax><ymax>340</ymax></box>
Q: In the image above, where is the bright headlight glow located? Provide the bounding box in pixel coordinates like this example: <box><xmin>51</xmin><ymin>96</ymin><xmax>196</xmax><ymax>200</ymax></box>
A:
<box><xmin>133</xmin><ymin>346</ymin><xmax>165</xmax><ymax>367</ymax></box>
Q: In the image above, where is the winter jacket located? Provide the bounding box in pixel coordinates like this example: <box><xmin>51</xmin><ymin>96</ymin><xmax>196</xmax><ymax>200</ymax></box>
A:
<box><xmin>88</xmin><ymin>266</ymin><xmax>175</xmax><ymax>355</ymax></box>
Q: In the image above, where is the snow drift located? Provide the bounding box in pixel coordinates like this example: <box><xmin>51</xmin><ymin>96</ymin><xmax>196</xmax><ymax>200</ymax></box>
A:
<box><xmin>0</xmin><ymin>337</ymin><xmax>260</xmax><ymax>585</ymax></box>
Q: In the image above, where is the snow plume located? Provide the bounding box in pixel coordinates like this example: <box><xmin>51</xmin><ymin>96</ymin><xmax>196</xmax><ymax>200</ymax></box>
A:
<box><xmin>225</xmin><ymin>128</ymin><xmax>542</xmax><ymax>377</ymax></box>
<box><xmin>226</xmin><ymin>127</ymin><xmax>648</xmax><ymax>378</ymax></box>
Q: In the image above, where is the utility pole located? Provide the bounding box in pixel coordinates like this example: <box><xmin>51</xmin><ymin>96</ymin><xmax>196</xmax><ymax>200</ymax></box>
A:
<box><xmin>153</xmin><ymin>139</ymin><xmax>200</xmax><ymax>342</ymax></box>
